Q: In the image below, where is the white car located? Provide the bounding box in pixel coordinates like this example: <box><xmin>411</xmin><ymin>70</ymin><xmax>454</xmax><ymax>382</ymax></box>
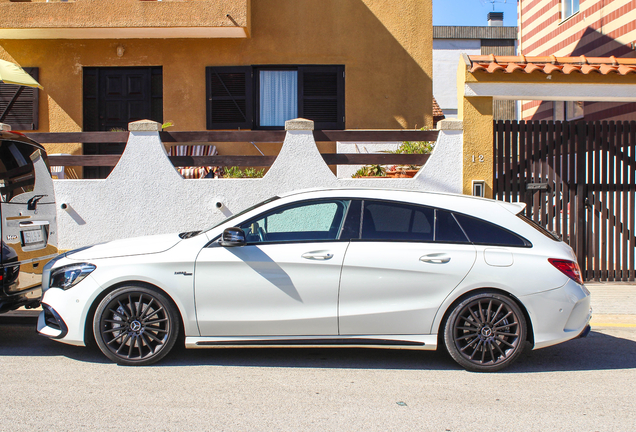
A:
<box><xmin>37</xmin><ymin>188</ymin><xmax>591</xmax><ymax>372</ymax></box>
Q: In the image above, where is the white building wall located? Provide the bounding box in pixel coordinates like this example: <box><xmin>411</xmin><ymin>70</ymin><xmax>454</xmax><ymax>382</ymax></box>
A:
<box><xmin>53</xmin><ymin>121</ymin><xmax>464</xmax><ymax>250</ymax></box>
<box><xmin>433</xmin><ymin>39</ymin><xmax>481</xmax><ymax>118</ymax></box>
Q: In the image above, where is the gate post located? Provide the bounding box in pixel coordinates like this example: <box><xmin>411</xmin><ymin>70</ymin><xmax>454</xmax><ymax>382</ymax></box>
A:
<box><xmin>576</xmin><ymin>121</ymin><xmax>587</xmax><ymax>274</ymax></box>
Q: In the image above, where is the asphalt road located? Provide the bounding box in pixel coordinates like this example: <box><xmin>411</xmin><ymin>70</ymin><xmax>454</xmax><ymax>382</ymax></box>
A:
<box><xmin>1</xmin><ymin>316</ymin><xmax>635</xmax><ymax>432</ymax></box>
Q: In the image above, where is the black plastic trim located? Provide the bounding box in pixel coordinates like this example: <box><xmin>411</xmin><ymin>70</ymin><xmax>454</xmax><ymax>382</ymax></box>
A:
<box><xmin>195</xmin><ymin>338</ymin><xmax>425</xmax><ymax>347</ymax></box>
<box><xmin>40</xmin><ymin>303</ymin><xmax>68</xmax><ymax>339</ymax></box>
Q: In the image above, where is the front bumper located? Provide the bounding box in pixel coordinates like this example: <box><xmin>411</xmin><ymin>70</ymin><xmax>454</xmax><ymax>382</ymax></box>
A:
<box><xmin>36</xmin><ymin>274</ymin><xmax>102</xmax><ymax>347</ymax></box>
<box><xmin>522</xmin><ymin>278</ymin><xmax>592</xmax><ymax>349</ymax></box>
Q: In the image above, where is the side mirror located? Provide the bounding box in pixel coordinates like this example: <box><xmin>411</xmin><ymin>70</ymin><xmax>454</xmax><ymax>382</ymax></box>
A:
<box><xmin>220</xmin><ymin>227</ymin><xmax>246</xmax><ymax>247</ymax></box>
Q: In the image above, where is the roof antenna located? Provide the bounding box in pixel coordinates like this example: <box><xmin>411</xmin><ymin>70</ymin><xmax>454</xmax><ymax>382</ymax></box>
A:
<box><xmin>479</xmin><ymin>0</ymin><xmax>507</xmax><ymax>11</ymax></box>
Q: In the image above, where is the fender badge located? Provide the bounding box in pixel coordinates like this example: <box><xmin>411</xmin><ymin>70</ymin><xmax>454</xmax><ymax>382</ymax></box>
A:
<box><xmin>174</xmin><ymin>271</ymin><xmax>193</xmax><ymax>276</ymax></box>
<box><xmin>6</xmin><ymin>235</ymin><xmax>18</xmax><ymax>241</ymax></box>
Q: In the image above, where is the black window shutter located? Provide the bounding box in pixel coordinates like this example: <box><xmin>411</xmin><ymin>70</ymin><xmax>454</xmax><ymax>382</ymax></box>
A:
<box><xmin>0</xmin><ymin>67</ymin><xmax>39</xmax><ymax>130</ymax></box>
<box><xmin>206</xmin><ymin>66</ymin><xmax>253</xmax><ymax>130</ymax></box>
<box><xmin>298</xmin><ymin>66</ymin><xmax>344</xmax><ymax>130</ymax></box>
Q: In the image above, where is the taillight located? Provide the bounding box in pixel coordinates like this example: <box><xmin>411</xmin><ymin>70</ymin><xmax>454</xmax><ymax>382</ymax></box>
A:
<box><xmin>548</xmin><ymin>258</ymin><xmax>583</xmax><ymax>285</ymax></box>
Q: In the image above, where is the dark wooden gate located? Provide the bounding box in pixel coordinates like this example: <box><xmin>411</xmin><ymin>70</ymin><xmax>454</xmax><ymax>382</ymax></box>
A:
<box><xmin>493</xmin><ymin>120</ymin><xmax>635</xmax><ymax>282</ymax></box>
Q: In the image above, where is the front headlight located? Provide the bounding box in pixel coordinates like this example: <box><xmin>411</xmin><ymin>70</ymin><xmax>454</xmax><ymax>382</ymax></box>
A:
<box><xmin>49</xmin><ymin>263</ymin><xmax>96</xmax><ymax>290</ymax></box>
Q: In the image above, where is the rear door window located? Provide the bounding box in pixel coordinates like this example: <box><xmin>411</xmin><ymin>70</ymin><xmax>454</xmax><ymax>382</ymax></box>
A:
<box><xmin>0</xmin><ymin>140</ymin><xmax>38</xmax><ymax>202</ymax></box>
<box><xmin>361</xmin><ymin>201</ymin><xmax>434</xmax><ymax>241</ymax></box>
<box><xmin>435</xmin><ymin>209</ymin><xmax>470</xmax><ymax>243</ymax></box>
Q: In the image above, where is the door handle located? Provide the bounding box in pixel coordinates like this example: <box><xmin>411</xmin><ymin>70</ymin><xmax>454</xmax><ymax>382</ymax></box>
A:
<box><xmin>420</xmin><ymin>253</ymin><xmax>451</xmax><ymax>264</ymax></box>
<box><xmin>302</xmin><ymin>252</ymin><xmax>334</xmax><ymax>260</ymax></box>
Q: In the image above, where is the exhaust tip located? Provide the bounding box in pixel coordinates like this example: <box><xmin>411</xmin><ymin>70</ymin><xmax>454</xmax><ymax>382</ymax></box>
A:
<box><xmin>578</xmin><ymin>324</ymin><xmax>591</xmax><ymax>339</ymax></box>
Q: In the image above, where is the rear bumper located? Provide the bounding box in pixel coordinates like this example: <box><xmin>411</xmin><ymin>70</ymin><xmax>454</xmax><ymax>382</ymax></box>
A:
<box><xmin>522</xmin><ymin>279</ymin><xmax>592</xmax><ymax>349</ymax></box>
<box><xmin>0</xmin><ymin>286</ymin><xmax>41</xmax><ymax>314</ymax></box>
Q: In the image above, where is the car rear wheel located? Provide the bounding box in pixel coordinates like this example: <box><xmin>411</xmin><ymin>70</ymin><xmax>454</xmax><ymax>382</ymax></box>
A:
<box><xmin>93</xmin><ymin>286</ymin><xmax>179</xmax><ymax>366</ymax></box>
<box><xmin>444</xmin><ymin>292</ymin><xmax>527</xmax><ymax>372</ymax></box>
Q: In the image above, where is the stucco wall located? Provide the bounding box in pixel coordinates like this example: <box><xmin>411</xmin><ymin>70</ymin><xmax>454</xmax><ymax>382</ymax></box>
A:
<box><xmin>0</xmin><ymin>0</ymin><xmax>432</xmax><ymax>146</ymax></box>
<box><xmin>53</xmin><ymin>122</ymin><xmax>463</xmax><ymax>250</ymax></box>
<box><xmin>432</xmin><ymin>39</ymin><xmax>481</xmax><ymax>118</ymax></box>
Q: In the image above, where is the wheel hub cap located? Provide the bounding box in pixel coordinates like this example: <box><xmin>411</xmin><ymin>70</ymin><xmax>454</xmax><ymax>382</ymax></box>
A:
<box><xmin>480</xmin><ymin>326</ymin><xmax>492</xmax><ymax>338</ymax></box>
<box><xmin>130</xmin><ymin>320</ymin><xmax>142</xmax><ymax>333</ymax></box>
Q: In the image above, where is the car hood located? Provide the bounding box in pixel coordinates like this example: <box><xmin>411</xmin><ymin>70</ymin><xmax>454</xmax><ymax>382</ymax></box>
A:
<box><xmin>66</xmin><ymin>233</ymin><xmax>182</xmax><ymax>260</ymax></box>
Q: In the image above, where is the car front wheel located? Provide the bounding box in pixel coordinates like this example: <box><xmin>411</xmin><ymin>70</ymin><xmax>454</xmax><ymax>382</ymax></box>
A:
<box><xmin>93</xmin><ymin>286</ymin><xmax>179</xmax><ymax>366</ymax></box>
<box><xmin>444</xmin><ymin>292</ymin><xmax>527</xmax><ymax>372</ymax></box>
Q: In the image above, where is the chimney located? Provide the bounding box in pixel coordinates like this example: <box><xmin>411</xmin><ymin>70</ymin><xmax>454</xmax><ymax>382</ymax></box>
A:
<box><xmin>488</xmin><ymin>12</ymin><xmax>504</xmax><ymax>26</ymax></box>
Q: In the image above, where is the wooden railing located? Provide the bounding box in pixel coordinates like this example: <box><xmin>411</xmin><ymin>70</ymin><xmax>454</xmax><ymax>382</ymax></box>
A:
<box><xmin>27</xmin><ymin>130</ymin><xmax>439</xmax><ymax>168</ymax></box>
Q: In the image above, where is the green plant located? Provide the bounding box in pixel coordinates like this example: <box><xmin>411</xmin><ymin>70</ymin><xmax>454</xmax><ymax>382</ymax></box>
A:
<box><xmin>222</xmin><ymin>166</ymin><xmax>265</xmax><ymax>178</ymax></box>
<box><xmin>385</xmin><ymin>127</ymin><xmax>434</xmax><ymax>171</ymax></box>
<box><xmin>392</xmin><ymin>127</ymin><xmax>435</xmax><ymax>155</ymax></box>
<box><xmin>162</xmin><ymin>120</ymin><xmax>174</xmax><ymax>130</ymax></box>
<box><xmin>352</xmin><ymin>164</ymin><xmax>386</xmax><ymax>178</ymax></box>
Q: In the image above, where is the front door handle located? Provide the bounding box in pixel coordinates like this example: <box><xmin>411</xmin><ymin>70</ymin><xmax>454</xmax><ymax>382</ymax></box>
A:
<box><xmin>420</xmin><ymin>253</ymin><xmax>451</xmax><ymax>264</ymax></box>
<box><xmin>302</xmin><ymin>251</ymin><xmax>334</xmax><ymax>260</ymax></box>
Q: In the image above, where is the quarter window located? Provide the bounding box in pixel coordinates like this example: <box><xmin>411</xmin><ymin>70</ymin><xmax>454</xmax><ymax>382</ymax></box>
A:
<box><xmin>453</xmin><ymin>213</ymin><xmax>531</xmax><ymax>247</ymax></box>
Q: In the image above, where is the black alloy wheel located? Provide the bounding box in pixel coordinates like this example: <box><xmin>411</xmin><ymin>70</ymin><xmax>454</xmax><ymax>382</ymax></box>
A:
<box><xmin>93</xmin><ymin>286</ymin><xmax>179</xmax><ymax>366</ymax></box>
<box><xmin>444</xmin><ymin>292</ymin><xmax>527</xmax><ymax>372</ymax></box>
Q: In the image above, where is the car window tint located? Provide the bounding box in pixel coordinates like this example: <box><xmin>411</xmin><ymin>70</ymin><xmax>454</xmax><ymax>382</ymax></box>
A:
<box><xmin>435</xmin><ymin>209</ymin><xmax>469</xmax><ymax>243</ymax></box>
<box><xmin>361</xmin><ymin>201</ymin><xmax>434</xmax><ymax>241</ymax></box>
<box><xmin>339</xmin><ymin>199</ymin><xmax>362</xmax><ymax>240</ymax></box>
<box><xmin>453</xmin><ymin>213</ymin><xmax>530</xmax><ymax>247</ymax></box>
<box><xmin>240</xmin><ymin>200</ymin><xmax>348</xmax><ymax>243</ymax></box>
<box><xmin>0</xmin><ymin>140</ymin><xmax>37</xmax><ymax>202</ymax></box>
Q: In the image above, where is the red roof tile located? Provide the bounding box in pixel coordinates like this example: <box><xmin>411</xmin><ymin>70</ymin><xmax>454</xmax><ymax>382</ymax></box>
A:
<box><xmin>467</xmin><ymin>55</ymin><xmax>636</xmax><ymax>76</ymax></box>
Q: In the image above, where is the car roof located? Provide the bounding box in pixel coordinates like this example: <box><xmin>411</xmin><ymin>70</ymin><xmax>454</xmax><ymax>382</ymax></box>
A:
<box><xmin>277</xmin><ymin>187</ymin><xmax>526</xmax><ymax>216</ymax></box>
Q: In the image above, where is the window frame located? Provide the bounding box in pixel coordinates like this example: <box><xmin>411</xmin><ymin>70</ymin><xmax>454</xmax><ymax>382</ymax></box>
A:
<box><xmin>206</xmin><ymin>64</ymin><xmax>345</xmax><ymax>131</ymax></box>
<box><xmin>254</xmin><ymin>66</ymin><xmax>299</xmax><ymax>130</ymax></box>
<box><xmin>562</xmin><ymin>0</ymin><xmax>580</xmax><ymax>20</ymax></box>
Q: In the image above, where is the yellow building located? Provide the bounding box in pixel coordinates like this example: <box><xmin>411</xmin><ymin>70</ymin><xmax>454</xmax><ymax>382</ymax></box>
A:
<box><xmin>0</xmin><ymin>0</ymin><xmax>432</xmax><ymax>177</ymax></box>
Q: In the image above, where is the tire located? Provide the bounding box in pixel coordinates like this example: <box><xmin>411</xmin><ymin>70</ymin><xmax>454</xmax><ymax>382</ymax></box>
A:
<box><xmin>444</xmin><ymin>292</ymin><xmax>527</xmax><ymax>372</ymax></box>
<box><xmin>93</xmin><ymin>286</ymin><xmax>180</xmax><ymax>366</ymax></box>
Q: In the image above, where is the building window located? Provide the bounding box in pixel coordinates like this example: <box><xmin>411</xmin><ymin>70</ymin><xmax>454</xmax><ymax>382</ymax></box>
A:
<box><xmin>566</xmin><ymin>101</ymin><xmax>584</xmax><ymax>120</ymax></box>
<box><xmin>553</xmin><ymin>101</ymin><xmax>584</xmax><ymax>121</ymax></box>
<box><xmin>0</xmin><ymin>67</ymin><xmax>39</xmax><ymax>130</ymax></box>
<box><xmin>206</xmin><ymin>65</ymin><xmax>345</xmax><ymax>130</ymax></box>
<box><xmin>259</xmin><ymin>70</ymin><xmax>298</xmax><ymax>127</ymax></box>
<box><xmin>563</xmin><ymin>0</ymin><xmax>579</xmax><ymax>19</ymax></box>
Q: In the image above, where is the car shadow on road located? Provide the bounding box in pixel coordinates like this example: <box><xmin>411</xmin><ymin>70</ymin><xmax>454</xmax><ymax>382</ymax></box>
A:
<box><xmin>2</xmin><ymin>317</ymin><xmax>633</xmax><ymax>372</ymax></box>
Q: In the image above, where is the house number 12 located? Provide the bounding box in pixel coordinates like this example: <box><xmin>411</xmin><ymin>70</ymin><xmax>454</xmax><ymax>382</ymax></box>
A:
<box><xmin>472</xmin><ymin>155</ymin><xmax>485</xmax><ymax>163</ymax></box>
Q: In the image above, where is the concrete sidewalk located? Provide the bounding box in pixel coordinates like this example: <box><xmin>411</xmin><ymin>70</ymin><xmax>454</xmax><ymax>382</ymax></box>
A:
<box><xmin>587</xmin><ymin>282</ymin><xmax>636</xmax><ymax>326</ymax></box>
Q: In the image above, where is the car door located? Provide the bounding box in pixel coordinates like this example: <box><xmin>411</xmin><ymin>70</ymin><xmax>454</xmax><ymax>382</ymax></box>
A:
<box><xmin>194</xmin><ymin>199</ymin><xmax>352</xmax><ymax>336</ymax></box>
<box><xmin>338</xmin><ymin>201</ymin><xmax>477</xmax><ymax>336</ymax></box>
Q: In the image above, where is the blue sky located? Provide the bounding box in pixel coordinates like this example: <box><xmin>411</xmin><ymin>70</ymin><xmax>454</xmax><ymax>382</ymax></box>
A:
<box><xmin>433</xmin><ymin>0</ymin><xmax>518</xmax><ymax>27</ymax></box>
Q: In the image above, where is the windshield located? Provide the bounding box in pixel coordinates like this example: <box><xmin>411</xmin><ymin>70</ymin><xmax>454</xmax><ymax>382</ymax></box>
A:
<box><xmin>205</xmin><ymin>196</ymin><xmax>281</xmax><ymax>232</ymax></box>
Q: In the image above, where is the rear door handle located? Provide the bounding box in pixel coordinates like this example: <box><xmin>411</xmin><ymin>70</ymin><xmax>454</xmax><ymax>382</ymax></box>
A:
<box><xmin>302</xmin><ymin>251</ymin><xmax>334</xmax><ymax>260</ymax></box>
<box><xmin>420</xmin><ymin>253</ymin><xmax>451</xmax><ymax>264</ymax></box>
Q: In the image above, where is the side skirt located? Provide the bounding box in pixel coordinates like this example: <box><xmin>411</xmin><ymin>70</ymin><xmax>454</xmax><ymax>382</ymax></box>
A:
<box><xmin>185</xmin><ymin>334</ymin><xmax>438</xmax><ymax>350</ymax></box>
